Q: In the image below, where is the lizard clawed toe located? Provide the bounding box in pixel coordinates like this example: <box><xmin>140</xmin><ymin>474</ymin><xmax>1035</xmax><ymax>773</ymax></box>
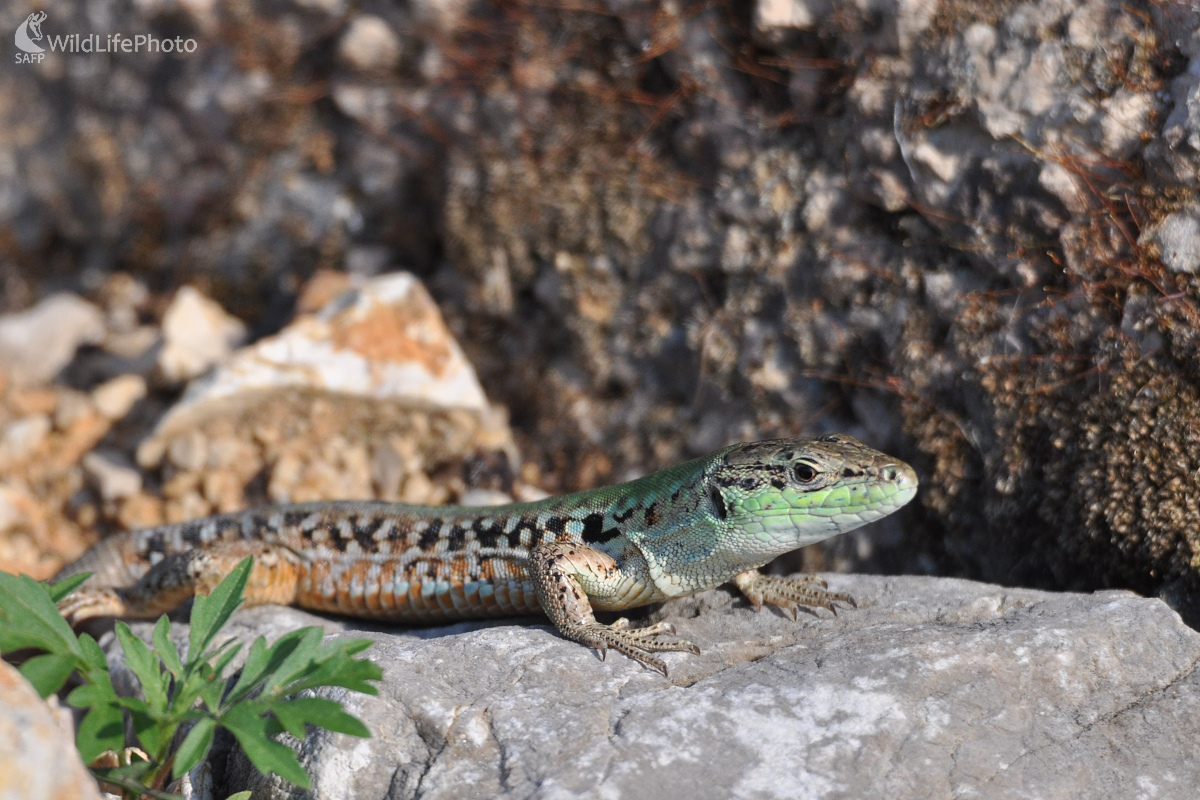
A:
<box><xmin>578</xmin><ymin>621</ymin><xmax>699</xmax><ymax>676</ymax></box>
<box><xmin>733</xmin><ymin>570</ymin><xmax>856</xmax><ymax>620</ymax></box>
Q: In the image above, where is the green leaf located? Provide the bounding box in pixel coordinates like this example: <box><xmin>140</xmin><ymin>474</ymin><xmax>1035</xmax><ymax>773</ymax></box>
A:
<box><xmin>76</xmin><ymin>633</ymin><xmax>115</xmax><ymax>691</ymax></box>
<box><xmin>0</xmin><ymin>571</ymin><xmax>82</xmax><ymax>657</ymax></box>
<box><xmin>280</xmin><ymin>643</ymin><xmax>382</xmax><ymax>697</ymax></box>
<box><xmin>326</xmin><ymin>637</ymin><xmax>374</xmax><ymax>658</ymax></box>
<box><xmin>47</xmin><ymin>572</ymin><xmax>92</xmax><ymax>603</ymax></box>
<box><xmin>116</xmin><ymin>622</ymin><xmax>168</xmax><ymax>710</ymax></box>
<box><xmin>260</xmin><ymin>628</ymin><xmax>322</xmax><ymax>694</ymax></box>
<box><xmin>180</xmin><ymin>642</ymin><xmax>234</xmax><ymax>710</ymax></box>
<box><xmin>127</xmin><ymin>704</ymin><xmax>171</xmax><ymax>757</ymax></box>
<box><xmin>266</xmin><ymin>701</ymin><xmax>308</xmax><ymax>739</ymax></box>
<box><xmin>173</xmin><ymin>717</ymin><xmax>217</xmax><ymax>778</ymax></box>
<box><xmin>66</xmin><ymin>682</ymin><xmax>112</xmax><ymax>709</ymax></box>
<box><xmin>227</xmin><ymin>636</ymin><xmax>270</xmax><ymax>702</ymax></box>
<box><xmin>198</xmin><ymin>673</ymin><xmax>228</xmax><ymax>713</ymax></box>
<box><xmin>238</xmin><ymin>635</ymin><xmax>380</xmax><ymax>702</ymax></box>
<box><xmin>225</xmin><ymin>627</ymin><xmax>318</xmax><ymax>706</ymax></box>
<box><xmin>224</xmin><ymin>793</ymin><xmax>253</xmax><ymax>800</ymax></box>
<box><xmin>221</xmin><ymin>703</ymin><xmax>309</xmax><ymax>788</ymax></box>
<box><xmin>18</xmin><ymin>652</ymin><xmax>79</xmax><ymax>697</ymax></box>
<box><xmin>77</xmin><ymin>632</ymin><xmax>107</xmax><ymax>669</ymax></box>
<box><xmin>114</xmin><ymin>695</ymin><xmax>151</xmax><ymax>714</ymax></box>
<box><xmin>175</xmin><ymin>669</ymin><xmax>215</xmax><ymax>717</ymax></box>
<box><xmin>75</xmin><ymin>700</ymin><xmax>126</xmax><ymax>763</ymax></box>
<box><xmin>227</xmin><ymin>631</ymin><xmax>298</xmax><ymax>705</ymax></box>
<box><xmin>0</xmin><ymin>555</ymin><xmax>390</xmax><ymax>797</ymax></box>
<box><xmin>207</xmin><ymin>638</ymin><xmax>244</xmax><ymax>679</ymax></box>
<box><xmin>187</xmin><ymin>557</ymin><xmax>251</xmax><ymax>664</ymax></box>
<box><xmin>153</xmin><ymin>615</ymin><xmax>184</xmax><ymax>678</ymax></box>
<box><xmin>269</xmin><ymin>696</ymin><xmax>370</xmax><ymax>739</ymax></box>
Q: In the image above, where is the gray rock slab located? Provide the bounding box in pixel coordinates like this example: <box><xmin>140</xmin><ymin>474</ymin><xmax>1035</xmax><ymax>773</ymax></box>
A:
<box><xmin>192</xmin><ymin>574</ymin><xmax>1200</xmax><ymax>800</ymax></box>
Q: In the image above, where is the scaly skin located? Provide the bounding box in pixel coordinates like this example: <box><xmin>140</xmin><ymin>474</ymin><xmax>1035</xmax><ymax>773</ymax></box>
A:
<box><xmin>56</xmin><ymin>434</ymin><xmax>917</xmax><ymax>674</ymax></box>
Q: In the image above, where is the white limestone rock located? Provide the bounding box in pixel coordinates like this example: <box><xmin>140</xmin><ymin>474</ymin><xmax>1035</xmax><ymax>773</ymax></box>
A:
<box><xmin>755</xmin><ymin>0</ymin><xmax>830</xmax><ymax>32</ymax></box>
<box><xmin>83</xmin><ymin>448</ymin><xmax>144</xmax><ymax>501</ymax></box>
<box><xmin>138</xmin><ymin>272</ymin><xmax>491</xmax><ymax>467</ymax></box>
<box><xmin>338</xmin><ymin>15</ymin><xmax>403</xmax><ymax>73</ymax></box>
<box><xmin>158</xmin><ymin>286</ymin><xmax>248</xmax><ymax>384</ymax></box>
<box><xmin>0</xmin><ymin>480</ymin><xmax>35</xmax><ymax>535</ymax></box>
<box><xmin>0</xmin><ymin>294</ymin><xmax>105</xmax><ymax>386</ymax></box>
<box><xmin>0</xmin><ymin>415</ymin><xmax>52</xmax><ymax>470</ymax></box>
<box><xmin>158</xmin><ymin>574</ymin><xmax>1200</xmax><ymax>800</ymax></box>
<box><xmin>1152</xmin><ymin>207</ymin><xmax>1200</xmax><ymax>274</ymax></box>
<box><xmin>91</xmin><ymin>373</ymin><xmax>149</xmax><ymax>420</ymax></box>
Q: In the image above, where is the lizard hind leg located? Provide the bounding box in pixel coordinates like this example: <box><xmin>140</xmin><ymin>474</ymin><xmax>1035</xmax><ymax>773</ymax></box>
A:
<box><xmin>732</xmin><ymin>569</ymin><xmax>856</xmax><ymax>620</ymax></box>
<box><xmin>58</xmin><ymin>540</ymin><xmax>302</xmax><ymax>625</ymax></box>
<box><xmin>528</xmin><ymin>541</ymin><xmax>700</xmax><ymax>677</ymax></box>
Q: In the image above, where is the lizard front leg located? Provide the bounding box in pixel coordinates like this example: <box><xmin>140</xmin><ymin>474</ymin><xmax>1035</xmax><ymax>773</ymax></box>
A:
<box><xmin>58</xmin><ymin>540</ymin><xmax>302</xmax><ymax>624</ymax></box>
<box><xmin>528</xmin><ymin>541</ymin><xmax>699</xmax><ymax>676</ymax></box>
<box><xmin>733</xmin><ymin>569</ymin><xmax>856</xmax><ymax>620</ymax></box>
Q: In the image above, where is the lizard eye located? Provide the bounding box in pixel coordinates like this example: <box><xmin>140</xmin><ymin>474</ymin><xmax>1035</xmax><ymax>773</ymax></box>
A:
<box><xmin>793</xmin><ymin>463</ymin><xmax>819</xmax><ymax>483</ymax></box>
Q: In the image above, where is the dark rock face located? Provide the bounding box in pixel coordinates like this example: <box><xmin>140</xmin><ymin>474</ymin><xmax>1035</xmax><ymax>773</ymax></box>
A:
<box><xmin>432</xmin><ymin>0</ymin><xmax>1200</xmax><ymax>603</ymax></box>
<box><xmin>3</xmin><ymin>0</ymin><xmax>1200</xmax><ymax>599</ymax></box>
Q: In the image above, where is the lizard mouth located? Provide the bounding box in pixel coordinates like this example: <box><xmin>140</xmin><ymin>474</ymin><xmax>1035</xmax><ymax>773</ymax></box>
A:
<box><xmin>797</xmin><ymin>461</ymin><xmax>918</xmax><ymax>521</ymax></box>
<box><xmin>734</xmin><ymin>459</ymin><xmax>918</xmax><ymax>547</ymax></box>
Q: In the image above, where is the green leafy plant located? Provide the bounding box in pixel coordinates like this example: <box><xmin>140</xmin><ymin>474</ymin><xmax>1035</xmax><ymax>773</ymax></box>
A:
<box><xmin>0</xmin><ymin>558</ymin><xmax>382</xmax><ymax>798</ymax></box>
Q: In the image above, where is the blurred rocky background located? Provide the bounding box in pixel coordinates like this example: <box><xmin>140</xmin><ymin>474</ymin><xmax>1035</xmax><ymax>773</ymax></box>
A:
<box><xmin>1</xmin><ymin>0</ymin><xmax>1199</xmax><ymax>620</ymax></box>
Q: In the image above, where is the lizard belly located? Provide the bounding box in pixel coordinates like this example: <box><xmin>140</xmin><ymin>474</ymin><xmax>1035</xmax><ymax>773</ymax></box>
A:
<box><xmin>587</xmin><ymin>580</ymin><xmax>665</xmax><ymax>611</ymax></box>
<box><xmin>293</xmin><ymin>557</ymin><xmax>544</xmax><ymax>621</ymax></box>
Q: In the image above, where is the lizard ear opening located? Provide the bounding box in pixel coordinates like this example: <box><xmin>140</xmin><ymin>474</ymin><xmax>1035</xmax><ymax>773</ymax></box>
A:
<box><xmin>709</xmin><ymin>486</ymin><xmax>728</xmax><ymax>520</ymax></box>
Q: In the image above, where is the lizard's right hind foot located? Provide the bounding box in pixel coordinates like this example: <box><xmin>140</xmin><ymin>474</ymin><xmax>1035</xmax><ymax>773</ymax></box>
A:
<box><xmin>58</xmin><ymin>587</ymin><xmax>131</xmax><ymax>625</ymax></box>
<box><xmin>733</xmin><ymin>569</ymin><xmax>856</xmax><ymax>620</ymax></box>
<box><xmin>57</xmin><ymin>540</ymin><xmax>302</xmax><ymax>625</ymax></box>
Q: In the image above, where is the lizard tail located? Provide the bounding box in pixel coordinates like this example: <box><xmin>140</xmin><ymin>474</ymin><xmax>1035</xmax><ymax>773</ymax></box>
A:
<box><xmin>53</xmin><ymin>531</ymin><xmax>146</xmax><ymax>588</ymax></box>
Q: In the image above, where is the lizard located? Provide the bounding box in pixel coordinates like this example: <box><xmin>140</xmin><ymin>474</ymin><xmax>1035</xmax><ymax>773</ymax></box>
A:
<box><xmin>55</xmin><ymin>434</ymin><xmax>917</xmax><ymax>675</ymax></box>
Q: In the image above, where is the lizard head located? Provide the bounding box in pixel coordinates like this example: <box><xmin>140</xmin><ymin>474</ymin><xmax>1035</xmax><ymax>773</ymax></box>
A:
<box><xmin>704</xmin><ymin>434</ymin><xmax>918</xmax><ymax>559</ymax></box>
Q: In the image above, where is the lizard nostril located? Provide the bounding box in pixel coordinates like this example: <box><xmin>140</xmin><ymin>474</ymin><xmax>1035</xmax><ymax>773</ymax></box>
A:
<box><xmin>882</xmin><ymin>467</ymin><xmax>898</xmax><ymax>481</ymax></box>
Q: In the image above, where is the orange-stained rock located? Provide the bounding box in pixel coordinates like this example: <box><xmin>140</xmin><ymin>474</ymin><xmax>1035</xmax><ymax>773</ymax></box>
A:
<box><xmin>138</xmin><ymin>272</ymin><xmax>491</xmax><ymax>468</ymax></box>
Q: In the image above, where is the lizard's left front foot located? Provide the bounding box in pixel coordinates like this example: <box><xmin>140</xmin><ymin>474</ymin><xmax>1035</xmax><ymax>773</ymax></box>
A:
<box><xmin>575</xmin><ymin>619</ymin><xmax>700</xmax><ymax>677</ymax></box>
<box><xmin>733</xmin><ymin>570</ymin><xmax>856</xmax><ymax>620</ymax></box>
<box><xmin>529</xmin><ymin>541</ymin><xmax>701</xmax><ymax>676</ymax></box>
